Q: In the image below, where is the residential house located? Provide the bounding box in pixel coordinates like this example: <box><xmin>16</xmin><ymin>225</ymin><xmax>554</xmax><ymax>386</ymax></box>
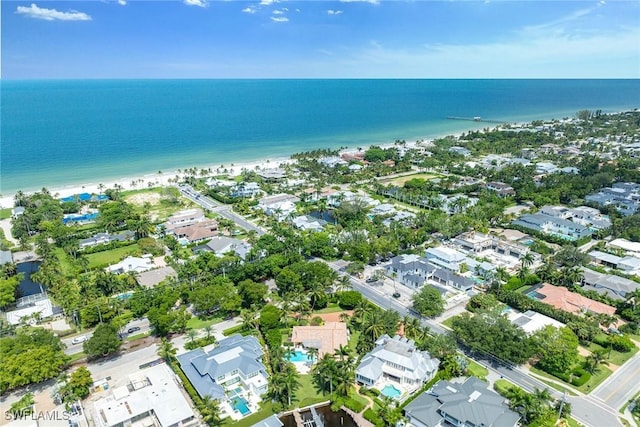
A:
<box><xmin>539</xmin><ymin>205</ymin><xmax>572</xmax><ymax>219</ymax></box>
<box><xmin>370</xmin><ymin>203</ymin><xmax>396</xmax><ymax>216</ymax></box>
<box><xmin>258</xmin><ymin>194</ymin><xmax>300</xmax><ymax>219</ymax></box>
<box><xmin>506</xmin><ymin>308</ymin><xmax>565</xmax><ymax>334</ymax></box>
<box><xmin>382</xmin><ymin>211</ymin><xmax>416</xmax><ymax>227</ymax></box>
<box><xmin>136</xmin><ymin>266</ymin><xmax>178</xmax><ymax>288</ymax></box>
<box><xmin>570</xmin><ymin>206</ymin><xmax>612</xmax><ymax>230</ymax></box>
<box><xmin>319</xmin><ymin>156</ymin><xmax>348</xmax><ymax>168</ymax></box>
<box><xmin>608</xmin><ymin>238</ymin><xmax>640</xmax><ymax>256</ymax></box>
<box><xmin>291</xmin><ymin>322</ymin><xmax>349</xmax><ymax>357</ymax></box>
<box><xmin>62</xmin><ymin>212</ymin><xmax>99</xmax><ymax>225</ymax></box>
<box><xmin>92</xmin><ymin>363</ymin><xmax>198</xmax><ymax>427</ymax></box>
<box><xmin>425</xmin><ymin>247</ymin><xmax>468</xmax><ymax>272</ymax></box>
<box><xmin>355</xmin><ymin>334</ymin><xmax>439</xmax><ymax>393</ymax></box>
<box><xmin>79</xmin><ymin>230</ymin><xmax>135</xmax><ymax>249</ymax></box>
<box><xmin>404</xmin><ymin>377</ymin><xmax>520</xmax><ymax>427</ymax></box>
<box><xmin>387</xmin><ymin>254</ymin><xmax>436</xmax><ymax>289</ymax></box>
<box><xmin>328</xmin><ymin>191</ymin><xmax>379</xmax><ymax>208</ymax></box>
<box><xmin>512</xmin><ymin>213</ymin><xmax>591</xmax><ymax>241</ymax></box>
<box><xmin>589</xmin><ymin>250</ymin><xmax>640</xmax><ymax>274</ymax></box>
<box><xmin>164</xmin><ymin>208</ymin><xmax>205</xmax><ymax>233</ymax></box>
<box><xmin>485</xmin><ymin>181</ymin><xmax>515</xmax><ymax>198</ymax></box>
<box><xmin>11</xmin><ymin>206</ymin><xmax>25</xmax><ymax>219</ymax></box>
<box><xmin>106</xmin><ymin>255</ymin><xmax>155</xmax><ymax>274</ymax></box>
<box><xmin>292</xmin><ymin>215</ymin><xmax>327</xmax><ymax>232</ymax></box>
<box><xmin>251</xmin><ymin>415</ymin><xmax>284</xmax><ymax>427</ymax></box>
<box><xmin>535</xmin><ymin>162</ymin><xmax>558</xmax><ymax>174</ymax></box>
<box><xmin>581</xmin><ymin>268</ymin><xmax>640</xmax><ymax>300</ymax></box>
<box><xmin>257</xmin><ymin>168</ymin><xmax>287</xmax><ymax>181</ymax></box>
<box><xmin>5</xmin><ymin>293</ymin><xmax>60</xmax><ymax>325</ymax></box>
<box><xmin>231</xmin><ymin>182</ymin><xmax>261</xmax><ymax>198</ymax></box>
<box><xmin>172</xmin><ymin>219</ymin><xmax>218</xmax><ymax>244</ymax></box>
<box><xmin>448</xmin><ymin>146</ymin><xmax>471</xmax><ymax>157</ymax></box>
<box><xmin>586</xmin><ymin>182</ymin><xmax>640</xmax><ymax>216</ymax></box>
<box><xmin>437</xmin><ymin>194</ymin><xmax>478</xmax><ymax>215</ymax></box>
<box><xmin>177</xmin><ymin>335</ymin><xmax>269</xmax><ymax>419</ymax></box>
<box><xmin>531</xmin><ymin>283</ymin><xmax>616</xmax><ymax>316</ymax></box>
<box><xmin>195</xmin><ymin>236</ymin><xmax>252</xmax><ymax>259</ymax></box>
<box><xmin>430</xmin><ymin>268</ymin><xmax>474</xmax><ymax>293</ymax></box>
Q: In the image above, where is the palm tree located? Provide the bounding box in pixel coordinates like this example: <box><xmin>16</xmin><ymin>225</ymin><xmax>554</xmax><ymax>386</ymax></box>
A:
<box><xmin>157</xmin><ymin>338</ymin><xmax>177</xmax><ymax>365</ymax></box>
<box><xmin>306</xmin><ymin>346</ymin><xmax>319</xmax><ymax>362</ymax></box>
<box><xmin>282</xmin><ymin>365</ymin><xmax>300</xmax><ymax>407</ymax></box>
<box><xmin>403</xmin><ymin>316</ymin><xmax>422</xmax><ymax>340</ymax></box>
<box><xmin>585</xmin><ymin>348</ymin><xmax>609</xmax><ymax>374</ymax></box>
<box><xmin>203</xmin><ymin>325</ymin><xmax>214</xmax><ymax>341</ymax></box>
<box><xmin>335</xmin><ymin>275</ymin><xmax>352</xmax><ymax>292</ymax></box>
<box><xmin>363</xmin><ymin>310</ymin><xmax>386</xmax><ymax>342</ymax></box>
<box><xmin>312</xmin><ymin>353</ymin><xmax>337</xmax><ymax>395</ymax></box>
<box><xmin>186</xmin><ymin>329</ymin><xmax>198</xmax><ymax>344</ymax></box>
<box><xmin>198</xmin><ymin>395</ymin><xmax>221</xmax><ymax>426</ymax></box>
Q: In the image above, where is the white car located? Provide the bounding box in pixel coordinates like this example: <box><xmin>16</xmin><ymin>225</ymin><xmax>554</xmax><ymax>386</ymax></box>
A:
<box><xmin>71</xmin><ymin>336</ymin><xmax>89</xmax><ymax>345</ymax></box>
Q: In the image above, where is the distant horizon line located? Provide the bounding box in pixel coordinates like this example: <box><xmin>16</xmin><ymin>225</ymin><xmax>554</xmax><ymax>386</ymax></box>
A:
<box><xmin>2</xmin><ymin>77</ymin><xmax>640</xmax><ymax>82</ymax></box>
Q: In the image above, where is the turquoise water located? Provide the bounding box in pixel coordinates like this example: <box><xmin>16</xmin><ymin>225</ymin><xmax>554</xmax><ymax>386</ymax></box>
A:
<box><xmin>231</xmin><ymin>397</ymin><xmax>251</xmax><ymax>416</ymax></box>
<box><xmin>381</xmin><ymin>384</ymin><xmax>402</xmax><ymax>399</ymax></box>
<box><xmin>2</xmin><ymin>79</ymin><xmax>638</xmax><ymax>193</ymax></box>
<box><xmin>288</xmin><ymin>350</ymin><xmax>314</xmax><ymax>362</ymax></box>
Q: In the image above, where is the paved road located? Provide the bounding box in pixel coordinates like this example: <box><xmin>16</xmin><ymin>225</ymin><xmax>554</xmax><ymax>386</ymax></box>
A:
<box><xmin>325</xmin><ymin>260</ymin><xmax>623</xmax><ymax>427</ymax></box>
<box><xmin>591</xmin><ymin>349</ymin><xmax>640</xmax><ymax>410</ymax></box>
<box><xmin>177</xmin><ymin>184</ymin><xmax>265</xmax><ymax>235</ymax></box>
<box><xmin>64</xmin><ymin>318</ymin><xmax>151</xmax><ymax>355</ymax></box>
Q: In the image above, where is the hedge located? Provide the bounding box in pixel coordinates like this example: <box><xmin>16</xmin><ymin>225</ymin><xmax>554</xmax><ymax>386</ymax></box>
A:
<box><xmin>223</xmin><ymin>324</ymin><xmax>246</xmax><ymax>336</ymax></box>
<box><xmin>343</xmin><ymin>397</ymin><xmax>366</xmax><ymax>413</ymax></box>
<box><xmin>593</xmin><ymin>334</ymin><xmax>635</xmax><ymax>352</ymax></box>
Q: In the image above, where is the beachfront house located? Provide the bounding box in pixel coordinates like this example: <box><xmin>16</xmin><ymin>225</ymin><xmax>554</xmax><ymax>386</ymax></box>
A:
<box><xmin>355</xmin><ymin>334</ymin><xmax>439</xmax><ymax>395</ymax></box>
<box><xmin>177</xmin><ymin>334</ymin><xmax>269</xmax><ymax>420</ymax></box>
<box><xmin>92</xmin><ymin>364</ymin><xmax>198</xmax><ymax>427</ymax></box>
<box><xmin>403</xmin><ymin>377</ymin><xmax>520</xmax><ymax>427</ymax></box>
<box><xmin>11</xmin><ymin>206</ymin><xmax>25</xmax><ymax>219</ymax></box>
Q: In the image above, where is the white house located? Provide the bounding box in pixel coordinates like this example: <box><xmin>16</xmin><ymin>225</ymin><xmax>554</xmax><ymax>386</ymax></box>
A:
<box><xmin>92</xmin><ymin>363</ymin><xmax>198</xmax><ymax>427</ymax></box>
<box><xmin>105</xmin><ymin>255</ymin><xmax>155</xmax><ymax>274</ymax></box>
<box><xmin>356</xmin><ymin>334</ymin><xmax>439</xmax><ymax>394</ymax></box>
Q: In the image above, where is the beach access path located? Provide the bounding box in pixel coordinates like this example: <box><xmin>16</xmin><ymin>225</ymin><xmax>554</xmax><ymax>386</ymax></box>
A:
<box><xmin>0</xmin><ymin>219</ymin><xmax>17</xmax><ymax>245</ymax></box>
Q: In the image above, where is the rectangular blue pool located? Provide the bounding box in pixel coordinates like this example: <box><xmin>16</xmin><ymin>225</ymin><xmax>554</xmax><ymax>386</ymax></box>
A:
<box><xmin>287</xmin><ymin>350</ymin><xmax>315</xmax><ymax>363</ymax></box>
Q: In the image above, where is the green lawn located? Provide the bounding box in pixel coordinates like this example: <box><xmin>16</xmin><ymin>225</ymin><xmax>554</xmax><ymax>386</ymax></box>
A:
<box><xmin>186</xmin><ymin>316</ymin><xmax>223</xmax><ymax>330</ymax></box>
<box><xmin>295</xmin><ymin>374</ymin><xmax>328</xmax><ymax>408</ymax></box>
<box><xmin>527</xmin><ymin>368</ymin><xmax>579</xmax><ymax>396</ymax></box>
<box><xmin>440</xmin><ymin>317</ymin><xmax>455</xmax><ymax>329</ymax></box>
<box><xmin>86</xmin><ymin>243</ymin><xmax>141</xmax><ymax>269</ymax></box>
<box><xmin>0</xmin><ymin>229</ymin><xmax>14</xmax><ymax>249</ymax></box>
<box><xmin>0</xmin><ymin>208</ymin><xmax>12</xmax><ymax>220</ymax></box>
<box><xmin>53</xmin><ymin>247</ymin><xmax>77</xmax><ymax>275</ymax></box>
<box><xmin>529</xmin><ymin>364</ymin><xmax>613</xmax><ymax>395</ymax></box>
<box><xmin>348</xmin><ymin>330</ymin><xmax>361</xmax><ymax>352</ymax></box>
<box><xmin>466</xmin><ymin>358</ymin><xmax>489</xmax><ymax>380</ymax></box>
<box><xmin>314</xmin><ymin>304</ymin><xmax>345</xmax><ymax>314</ymax></box>
<box><xmin>221</xmin><ymin>402</ymin><xmax>274</xmax><ymax>427</ymax></box>
<box><xmin>126</xmin><ymin>332</ymin><xmax>150</xmax><ymax>341</ymax></box>
<box><xmin>586</xmin><ymin>342</ymin><xmax>639</xmax><ymax>367</ymax></box>
<box><xmin>67</xmin><ymin>352</ymin><xmax>86</xmax><ymax>363</ymax></box>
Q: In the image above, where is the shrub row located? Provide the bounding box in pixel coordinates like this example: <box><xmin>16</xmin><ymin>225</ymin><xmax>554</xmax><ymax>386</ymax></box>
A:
<box><xmin>363</xmin><ymin>408</ymin><xmax>384</xmax><ymax>427</ymax></box>
<box><xmin>593</xmin><ymin>334</ymin><xmax>635</xmax><ymax>352</ymax></box>
<box><xmin>184</xmin><ymin>336</ymin><xmax>218</xmax><ymax>351</ymax></box>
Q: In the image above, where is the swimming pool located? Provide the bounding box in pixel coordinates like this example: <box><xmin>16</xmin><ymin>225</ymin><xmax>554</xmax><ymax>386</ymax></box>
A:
<box><xmin>380</xmin><ymin>384</ymin><xmax>402</xmax><ymax>399</ymax></box>
<box><xmin>231</xmin><ymin>397</ymin><xmax>251</xmax><ymax>416</ymax></box>
<box><xmin>287</xmin><ymin>350</ymin><xmax>315</xmax><ymax>363</ymax></box>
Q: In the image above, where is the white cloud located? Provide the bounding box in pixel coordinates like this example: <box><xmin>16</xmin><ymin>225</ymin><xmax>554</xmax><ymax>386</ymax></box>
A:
<box><xmin>271</xmin><ymin>16</ymin><xmax>289</xmax><ymax>22</ymax></box>
<box><xmin>242</xmin><ymin>6</ymin><xmax>257</xmax><ymax>14</ymax></box>
<box><xmin>118</xmin><ymin>0</ymin><xmax>126</xmax><ymax>5</ymax></box>
<box><xmin>272</xmin><ymin>9</ymin><xmax>285</xmax><ymax>15</ymax></box>
<box><xmin>327</xmin><ymin>10</ymin><xmax>343</xmax><ymax>15</ymax></box>
<box><xmin>260</xmin><ymin>0</ymin><xmax>279</xmax><ymax>5</ymax></box>
<box><xmin>183</xmin><ymin>0</ymin><xmax>208</xmax><ymax>7</ymax></box>
<box><xmin>339</xmin><ymin>0</ymin><xmax>379</xmax><ymax>4</ymax></box>
<box><xmin>16</xmin><ymin>3</ymin><xmax>91</xmax><ymax>21</ymax></box>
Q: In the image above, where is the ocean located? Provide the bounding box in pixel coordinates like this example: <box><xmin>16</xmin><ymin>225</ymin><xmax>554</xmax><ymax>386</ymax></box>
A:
<box><xmin>2</xmin><ymin>79</ymin><xmax>639</xmax><ymax>194</ymax></box>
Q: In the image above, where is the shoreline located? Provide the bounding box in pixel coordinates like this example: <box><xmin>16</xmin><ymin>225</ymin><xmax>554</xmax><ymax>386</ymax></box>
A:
<box><xmin>0</xmin><ymin>125</ymin><xmax>485</xmax><ymax>210</ymax></box>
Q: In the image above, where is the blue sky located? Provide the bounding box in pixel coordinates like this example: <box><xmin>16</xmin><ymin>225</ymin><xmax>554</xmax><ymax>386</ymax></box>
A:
<box><xmin>2</xmin><ymin>0</ymin><xmax>639</xmax><ymax>78</ymax></box>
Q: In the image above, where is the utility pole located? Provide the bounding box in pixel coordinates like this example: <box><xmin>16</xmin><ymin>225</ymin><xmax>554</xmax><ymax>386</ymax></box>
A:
<box><xmin>557</xmin><ymin>391</ymin><xmax>567</xmax><ymax>421</ymax></box>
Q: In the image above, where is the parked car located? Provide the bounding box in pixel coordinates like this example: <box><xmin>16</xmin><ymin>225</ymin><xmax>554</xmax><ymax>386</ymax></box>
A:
<box><xmin>71</xmin><ymin>336</ymin><xmax>88</xmax><ymax>345</ymax></box>
<box><xmin>127</xmin><ymin>326</ymin><xmax>141</xmax><ymax>334</ymax></box>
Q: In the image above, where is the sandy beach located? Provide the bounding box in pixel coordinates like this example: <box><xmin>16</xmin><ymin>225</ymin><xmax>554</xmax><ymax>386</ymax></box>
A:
<box><xmin>0</xmin><ymin>156</ymin><xmax>295</xmax><ymax>210</ymax></box>
<box><xmin>0</xmin><ymin>131</ymin><xmax>463</xmax><ymax>210</ymax></box>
